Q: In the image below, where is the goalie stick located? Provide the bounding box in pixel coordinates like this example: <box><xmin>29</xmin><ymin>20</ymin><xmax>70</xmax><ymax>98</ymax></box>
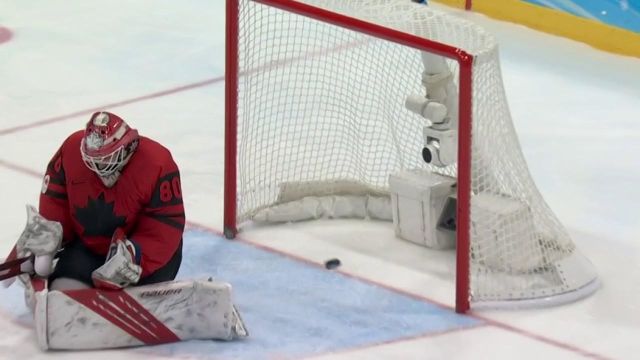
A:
<box><xmin>0</xmin><ymin>253</ymin><xmax>33</xmax><ymax>281</ymax></box>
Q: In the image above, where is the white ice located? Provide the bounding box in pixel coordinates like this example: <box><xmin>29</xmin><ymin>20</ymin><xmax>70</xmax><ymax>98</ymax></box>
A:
<box><xmin>0</xmin><ymin>1</ymin><xmax>639</xmax><ymax>359</ymax></box>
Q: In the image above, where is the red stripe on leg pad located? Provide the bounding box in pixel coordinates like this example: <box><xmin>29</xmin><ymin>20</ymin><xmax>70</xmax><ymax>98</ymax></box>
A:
<box><xmin>100</xmin><ymin>290</ymin><xmax>181</xmax><ymax>342</ymax></box>
<box><xmin>64</xmin><ymin>288</ymin><xmax>180</xmax><ymax>345</ymax></box>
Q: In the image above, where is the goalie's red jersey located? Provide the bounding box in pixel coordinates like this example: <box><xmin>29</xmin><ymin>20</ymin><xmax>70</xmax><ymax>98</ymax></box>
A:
<box><xmin>39</xmin><ymin>130</ymin><xmax>185</xmax><ymax>278</ymax></box>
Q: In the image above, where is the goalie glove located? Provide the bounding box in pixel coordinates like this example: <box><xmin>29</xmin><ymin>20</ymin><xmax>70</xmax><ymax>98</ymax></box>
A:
<box><xmin>91</xmin><ymin>228</ymin><xmax>142</xmax><ymax>290</ymax></box>
<box><xmin>3</xmin><ymin>206</ymin><xmax>62</xmax><ymax>288</ymax></box>
<box><xmin>19</xmin><ymin>205</ymin><xmax>62</xmax><ymax>274</ymax></box>
<box><xmin>2</xmin><ymin>205</ymin><xmax>63</xmax><ymax>288</ymax></box>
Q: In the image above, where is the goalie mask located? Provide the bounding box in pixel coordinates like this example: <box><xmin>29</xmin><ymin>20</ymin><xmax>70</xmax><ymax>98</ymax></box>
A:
<box><xmin>81</xmin><ymin>112</ymin><xmax>139</xmax><ymax>186</ymax></box>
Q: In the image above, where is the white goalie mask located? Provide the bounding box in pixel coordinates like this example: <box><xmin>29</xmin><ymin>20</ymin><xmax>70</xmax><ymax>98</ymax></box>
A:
<box><xmin>80</xmin><ymin>112</ymin><xmax>139</xmax><ymax>186</ymax></box>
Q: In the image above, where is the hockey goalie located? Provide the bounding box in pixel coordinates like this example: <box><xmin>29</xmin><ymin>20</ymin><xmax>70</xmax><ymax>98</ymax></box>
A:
<box><xmin>0</xmin><ymin>112</ymin><xmax>248</xmax><ymax>350</ymax></box>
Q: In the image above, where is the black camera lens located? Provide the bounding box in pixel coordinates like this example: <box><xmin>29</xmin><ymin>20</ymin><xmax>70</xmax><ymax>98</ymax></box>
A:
<box><xmin>422</xmin><ymin>146</ymin><xmax>432</xmax><ymax>163</ymax></box>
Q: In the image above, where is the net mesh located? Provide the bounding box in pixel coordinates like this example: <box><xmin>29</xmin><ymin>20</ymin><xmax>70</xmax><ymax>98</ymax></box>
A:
<box><xmin>234</xmin><ymin>0</ymin><xmax>597</xmax><ymax>305</ymax></box>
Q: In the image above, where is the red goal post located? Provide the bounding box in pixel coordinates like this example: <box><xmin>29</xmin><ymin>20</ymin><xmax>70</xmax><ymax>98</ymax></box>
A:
<box><xmin>225</xmin><ymin>0</ymin><xmax>473</xmax><ymax>312</ymax></box>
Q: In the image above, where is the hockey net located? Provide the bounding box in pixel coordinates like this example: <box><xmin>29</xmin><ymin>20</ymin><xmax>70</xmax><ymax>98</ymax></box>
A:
<box><xmin>224</xmin><ymin>0</ymin><xmax>598</xmax><ymax>312</ymax></box>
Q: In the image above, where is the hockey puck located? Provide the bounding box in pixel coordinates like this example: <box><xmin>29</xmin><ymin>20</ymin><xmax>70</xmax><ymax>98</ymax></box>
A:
<box><xmin>324</xmin><ymin>258</ymin><xmax>341</xmax><ymax>270</ymax></box>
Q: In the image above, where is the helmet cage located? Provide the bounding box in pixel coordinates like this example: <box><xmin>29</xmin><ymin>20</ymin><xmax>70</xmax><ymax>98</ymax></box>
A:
<box><xmin>81</xmin><ymin>139</ymin><xmax>137</xmax><ymax>177</ymax></box>
<box><xmin>80</xmin><ymin>112</ymin><xmax>139</xmax><ymax>178</ymax></box>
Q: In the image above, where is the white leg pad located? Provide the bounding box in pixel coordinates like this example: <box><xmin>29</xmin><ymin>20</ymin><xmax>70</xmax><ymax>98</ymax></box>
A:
<box><xmin>34</xmin><ymin>286</ymin><xmax>49</xmax><ymax>350</ymax></box>
<box><xmin>34</xmin><ymin>279</ymin><xmax>248</xmax><ymax>350</ymax></box>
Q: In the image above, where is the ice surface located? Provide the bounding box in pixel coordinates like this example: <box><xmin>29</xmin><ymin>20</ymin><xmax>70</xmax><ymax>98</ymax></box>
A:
<box><xmin>0</xmin><ymin>1</ymin><xmax>638</xmax><ymax>359</ymax></box>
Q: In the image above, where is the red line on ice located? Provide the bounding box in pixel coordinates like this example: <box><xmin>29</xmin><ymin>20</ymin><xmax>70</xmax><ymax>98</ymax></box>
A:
<box><xmin>0</xmin><ymin>39</ymin><xmax>366</xmax><ymax>137</ymax></box>
<box><xmin>0</xmin><ymin>77</ymin><xmax>224</xmax><ymax>136</ymax></box>
<box><xmin>0</xmin><ymin>26</ymin><xmax>12</xmax><ymax>45</ymax></box>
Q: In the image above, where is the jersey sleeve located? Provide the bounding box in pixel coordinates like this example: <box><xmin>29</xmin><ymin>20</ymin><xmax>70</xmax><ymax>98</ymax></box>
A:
<box><xmin>39</xmin><ymin>145</ymin><xmax>75</xmax><ymax>244</ymax></box>
<box><xmin>130</xmin><ymin>158</ymin><xmax>185</xmax><ymax>278</ymax></box>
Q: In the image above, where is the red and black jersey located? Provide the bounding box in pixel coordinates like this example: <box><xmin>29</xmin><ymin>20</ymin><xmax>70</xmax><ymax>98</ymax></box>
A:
<box><xmin>39</xmin><ymin>130</ymin><xmax>185</xmax><ymax>278</ymax></box>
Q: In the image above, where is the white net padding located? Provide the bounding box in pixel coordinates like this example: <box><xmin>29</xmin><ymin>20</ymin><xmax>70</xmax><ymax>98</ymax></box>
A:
<box><xmin>233</xmin><ymin>0</ymin><xmax>598</xmax><ymax>307</ymax></box>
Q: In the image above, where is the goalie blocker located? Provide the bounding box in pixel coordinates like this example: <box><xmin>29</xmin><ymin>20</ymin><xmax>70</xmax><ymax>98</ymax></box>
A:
<box><xmin>29</xmin><ymin>277</ymin><xmax>248</xmax><ymax>350</ymax></box>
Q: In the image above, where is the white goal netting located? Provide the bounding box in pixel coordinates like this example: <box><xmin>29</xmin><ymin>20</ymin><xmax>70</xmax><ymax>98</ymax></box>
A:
<box><xmin>232</xmin><ymin>0</ymin><xmax>598</xmax><ymax>307</ymax></box>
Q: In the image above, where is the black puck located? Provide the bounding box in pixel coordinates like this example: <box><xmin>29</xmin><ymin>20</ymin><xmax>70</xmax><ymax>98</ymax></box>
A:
<box><xmin>324</xmin><ymin>258</ymin><xmax>341</xmax><ymax>270</ymax></box>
